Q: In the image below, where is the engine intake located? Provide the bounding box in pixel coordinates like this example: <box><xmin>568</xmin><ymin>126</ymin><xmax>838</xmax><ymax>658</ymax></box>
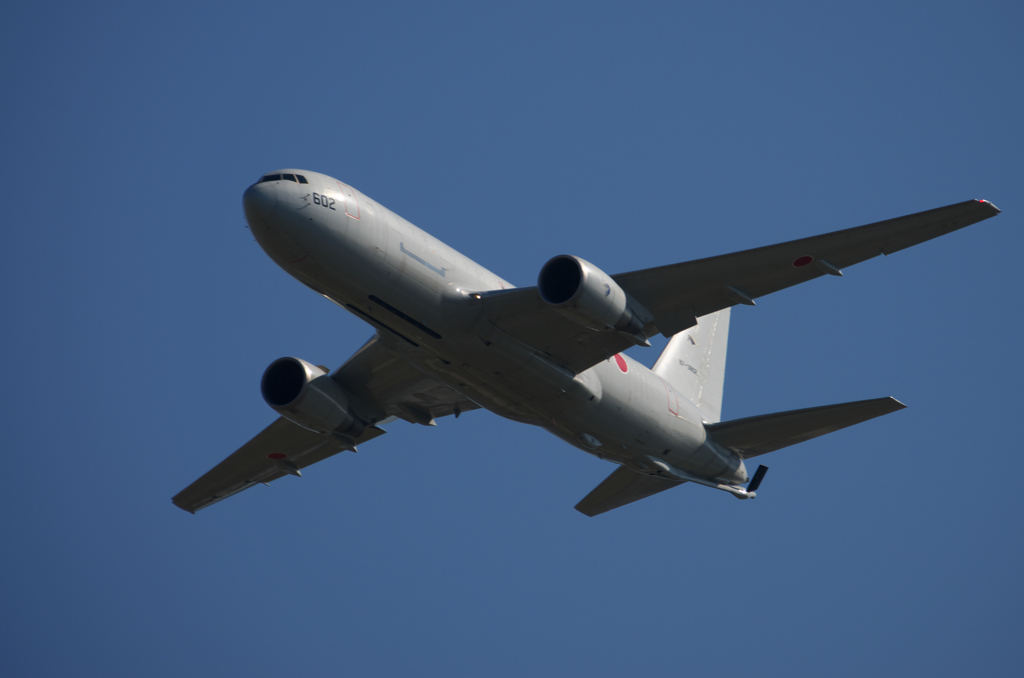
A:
<box><xmin>538</xmin><ymin>255</ymin><xmax>645</xmax><ymax>335</ymax></box>
<box><xmin>261</xmin><ymin>357</ymin><xmax>363</xmax><ymax>437</ymax></box>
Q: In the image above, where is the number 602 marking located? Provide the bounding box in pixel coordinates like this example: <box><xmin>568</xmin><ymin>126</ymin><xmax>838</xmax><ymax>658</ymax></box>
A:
<box><xmin>312</xmin><ymin>193</ymin><xmax>336</xmax><ymax>210</ymax></box>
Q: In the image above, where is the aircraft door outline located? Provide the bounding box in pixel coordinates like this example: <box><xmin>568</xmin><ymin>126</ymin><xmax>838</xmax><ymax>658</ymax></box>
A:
<box><xmin>336</xmin><ymin>181</ymin><xmax>361</xmax><ymax>219</ymax></box>
<box><xmin>660</xmin><ymin>377</ymin><xmax>680</xmax><ymax>416</ymax></box>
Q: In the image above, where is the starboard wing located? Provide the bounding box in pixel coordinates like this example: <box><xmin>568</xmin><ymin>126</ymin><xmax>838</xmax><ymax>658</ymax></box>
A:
<box><xmin>478</xmin><ymin>287</ymin><xmax>641</xmax><ymax>375</ymax></box>
<box><xmin>612</xmin><ymin>199</ymin><xmax>1000</xmax><ymax>336</ymax></box>
<box><xmin>480</xmin><ymin>200</ymin><xmax>999</xmax><ymax>375</ymax></box>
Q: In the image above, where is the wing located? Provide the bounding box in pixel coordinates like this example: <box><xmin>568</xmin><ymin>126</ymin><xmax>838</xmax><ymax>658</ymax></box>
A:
<box><xmin>172</xmin><ymin>333</ymin><xmax>480</xmax><ymax>513</ymax></box>
<box><xmin>333</xmin><ymin>334</ymin><xmax>480</xmax><ymax>425</ymax></box>
<box><xmin>171</xmin><ymin>417</ymin><xmax>386</xmax><ymax>514</ymax></box>
<box><xmin>613</xmin><ymin>199</ymin><xmax>1001</xmax><ymax>336</ymax></box>
<box><xmin>481</xmin><ymin>200</ymin><xmax>1000</xmax><ymax>374</ymax></box>
<box><xmin>478</xmin><ymin>287</ymin><xmax>640</xmax><ymax>375</ymax></box>
<box><xmin>575</xmin><ymin>466</ymin><xmax>685</xmax><ymax>517</ymax></box>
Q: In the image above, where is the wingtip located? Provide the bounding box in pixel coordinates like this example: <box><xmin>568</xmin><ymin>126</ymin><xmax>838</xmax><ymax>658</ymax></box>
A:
<box><xmin>976</xmin><ymin>199</ymin><xmax>1001</xmax><ymax>214</ymax></box>
<box><xmin>887</xmin><ymin>396</ymin><xmax>908</xmax><ymax>410</ymax></box>
<box><xmin>171</xmin><ymin>497</ymin><xmax>197</xmax><ymax>515</ymax></box>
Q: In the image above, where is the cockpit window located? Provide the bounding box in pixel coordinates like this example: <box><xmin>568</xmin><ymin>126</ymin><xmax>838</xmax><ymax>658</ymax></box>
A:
<box><xmin>259</xmin><ymin>173</ymin><xmax>308</xmax><ymax>184</ymax></box>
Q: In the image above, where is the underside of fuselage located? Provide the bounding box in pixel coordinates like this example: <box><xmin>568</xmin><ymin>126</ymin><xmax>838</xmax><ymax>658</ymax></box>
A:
<box><xmin>242</xmin><ymin>169</ymin><xmax>749</xmax><ymax>488</ymax></box>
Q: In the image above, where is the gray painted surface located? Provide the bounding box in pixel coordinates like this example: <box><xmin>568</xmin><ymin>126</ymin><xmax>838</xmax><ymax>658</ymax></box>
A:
<box><xmin>171</xmin><ymin>169</ymin><xmax>1000</xmax><ymax>514</ymax></box>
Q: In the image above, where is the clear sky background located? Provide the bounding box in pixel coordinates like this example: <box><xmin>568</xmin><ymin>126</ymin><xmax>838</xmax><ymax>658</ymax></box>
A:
<box><xmin>2</xmin><ymin>2</ymin><xmax>1021</xmax><ymax>676</ymax></box>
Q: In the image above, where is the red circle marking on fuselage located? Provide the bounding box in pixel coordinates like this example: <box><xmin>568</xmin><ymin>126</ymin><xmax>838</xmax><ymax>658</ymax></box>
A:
<box><xmin>614</xmin><ymin>354</ymin><xmax>628</xmax><ymax>373</ymax></box>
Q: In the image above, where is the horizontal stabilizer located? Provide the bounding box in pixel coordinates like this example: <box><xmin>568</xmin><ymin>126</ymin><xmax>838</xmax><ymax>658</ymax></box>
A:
<box><xmin>575</xmin><ymin>466</ymin><xmax>685</xmax><ymax>517</ymax></box>
<box><xmin>705</xmin><ymin>396</ymin><xmax>906</xmax><ymax>459</ymax></box>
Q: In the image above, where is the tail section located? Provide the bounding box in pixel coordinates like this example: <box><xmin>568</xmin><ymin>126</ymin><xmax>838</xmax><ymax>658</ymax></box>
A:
<box><xmin>705</xmin><ymin>396</ymin><xmax>906</xmax><ymax>459</ymax></box>
<box><xmin>573</xmin><ymin>395</ymin><xmax>905</xmax><ymax>516</ymax></box>
<box><xmin>653</xmin><ymin>308</ymin><xmax>730</xmax><ymax>423</ymax></box>
<box><xmin>575</xmin><ymin>466</ymin><xmax>684</xmax><ymax>517</ymax></box>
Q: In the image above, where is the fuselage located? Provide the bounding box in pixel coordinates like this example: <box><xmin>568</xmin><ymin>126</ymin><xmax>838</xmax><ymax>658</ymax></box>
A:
<box><xmin>242</xmin><ymin>169</ymin><xmax>747</xmax><ymax>485</ymax></box>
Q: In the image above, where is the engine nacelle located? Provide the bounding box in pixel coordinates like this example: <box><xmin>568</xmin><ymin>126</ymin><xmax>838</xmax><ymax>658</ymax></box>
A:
<box><xmin>261</xmin><ymin>357</ymin><xmax>364</xmax><ymax>437</ymax></box>
<box><xmin>537</xmin><ymin>255</ymin><xmax>644</xmax><ymax>335</ymax></box>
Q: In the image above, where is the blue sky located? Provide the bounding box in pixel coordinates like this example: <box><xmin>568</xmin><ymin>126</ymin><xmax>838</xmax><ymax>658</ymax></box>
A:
<box><xmin>2</xmin><ymin>1</ymin><xmax>1021</xmax><ymax>676</ymax></box>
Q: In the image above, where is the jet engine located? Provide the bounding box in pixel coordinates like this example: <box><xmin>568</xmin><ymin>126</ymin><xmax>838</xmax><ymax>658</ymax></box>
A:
<box><xmin>537</xmin><ymin>255</ymin><xmax>645</xmax><ymax>335</ymax></box>
<box><xmin>261</xmin><ymin>357</ymin><xmax>364</xmax><ymax>437</ymax></box>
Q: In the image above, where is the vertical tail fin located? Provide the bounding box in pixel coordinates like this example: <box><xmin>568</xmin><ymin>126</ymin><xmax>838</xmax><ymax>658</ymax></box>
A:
<box><xmin>652</xmin><ymin>308</ymin><xmax>730</xmax><ymax>422</ymax></box>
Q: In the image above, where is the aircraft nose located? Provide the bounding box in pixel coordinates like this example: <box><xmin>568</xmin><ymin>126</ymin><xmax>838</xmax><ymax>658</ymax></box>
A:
<box><xmin>243</xmin><ymin>181</ymin><xmax>278</xmax><ymax>225</ymax></box>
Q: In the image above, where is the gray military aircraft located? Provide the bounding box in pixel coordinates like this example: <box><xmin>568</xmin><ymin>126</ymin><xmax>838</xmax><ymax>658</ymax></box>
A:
<box><xmin>172</xmin><ymin>169</ymin><xmax>1000</xmax><ymax>516</ymax></box>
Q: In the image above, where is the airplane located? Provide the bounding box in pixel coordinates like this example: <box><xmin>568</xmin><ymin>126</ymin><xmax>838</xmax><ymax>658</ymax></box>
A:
<box><xmin>172</xmin><ymin>169</ymin><xmax>1000</xmax><ymax>516</ymax></box>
